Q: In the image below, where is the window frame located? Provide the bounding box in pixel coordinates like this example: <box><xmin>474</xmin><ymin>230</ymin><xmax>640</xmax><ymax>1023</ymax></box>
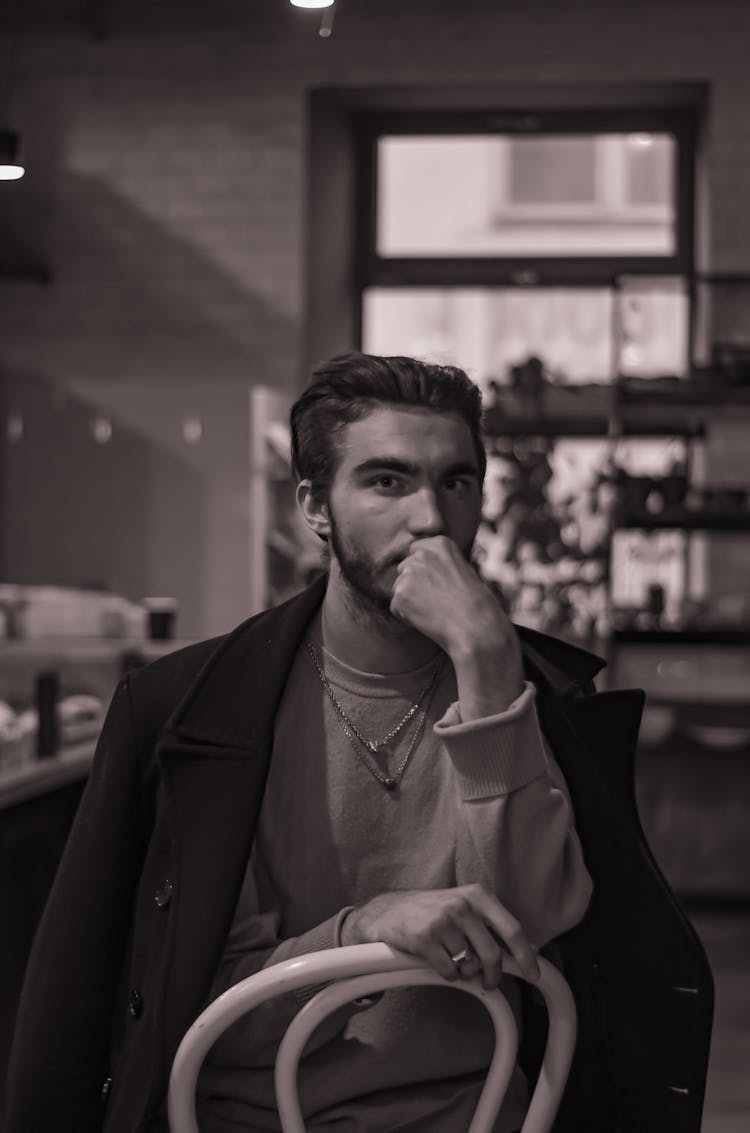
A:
<box><xmin>355</xmin><ymin>106</ymin><xmax>697</xmax><ymax>292</ymax></box>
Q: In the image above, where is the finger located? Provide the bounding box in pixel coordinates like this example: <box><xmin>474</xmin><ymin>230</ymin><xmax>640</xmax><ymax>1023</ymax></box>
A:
<box><xmin>453</xmin><ymin>951</ymin><xmax>482</xmax><ymax>981</ymax></box>
<box><xmin>420</xmin><ymin>938</ymin><xmax>465</xmax><ymax>983</ymax></box>
<box><xmin>440</xmin><ymin>932</ymin><xmax>481</xmax><ymax>983</ymax></box>
<box><xmin>469</xmin><ymin>889</ymin><xmax>541</xmax><ymax>983</ymax></box>
<box><xmin>458</xmin><ymin>919</ymin><xmax>505</xmax><ymax>990</ymax></box>
<box><xmin>499</xmin><ymin>923</ymin><xmax>540</xmax><ymax>984</ymax></box>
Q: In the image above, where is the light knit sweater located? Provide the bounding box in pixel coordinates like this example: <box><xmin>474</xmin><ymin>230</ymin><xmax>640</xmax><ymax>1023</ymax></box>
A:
<box><xmin>197</xmin><ymin>619</ymin><xmax>592</xmax><ymax>1132</ymax></box>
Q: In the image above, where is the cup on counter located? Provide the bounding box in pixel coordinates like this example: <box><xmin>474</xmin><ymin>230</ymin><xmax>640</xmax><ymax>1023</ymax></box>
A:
<box><xmin>142</xmin><ymin>597</ymin><xmax>179</xmax><ymax>641</ymax></box>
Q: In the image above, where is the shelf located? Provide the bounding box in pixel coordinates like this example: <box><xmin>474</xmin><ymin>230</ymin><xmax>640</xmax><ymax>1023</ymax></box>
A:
<box><xmin>616</xmin><ymin>511</ymin><xmax>750</xmax><ymax>531</ymax></box>
<box><xmin>485</xmin><ymin>413</ymin><xmax>612</xmax><ymax>438</ymax></box>
<box><xmin>482</xmin><ymin>380</ymin><xmax>746</xmax><ymax>439</ymax></box>
<box><xmin>612</xmin><ymin>628</ymin><xmax>750</xmax><ymax>645</ymax></box>
<box><xmin>615</xmin><ymin>378</ymin><xmax>750</xmax><ymax>407</ymax></box>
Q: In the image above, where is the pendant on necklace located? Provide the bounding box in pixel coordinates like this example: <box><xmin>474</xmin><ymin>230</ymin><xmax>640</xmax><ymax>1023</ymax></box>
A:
<box><xmin>384</xmin><ymin>777</ymin><xmax>397</xmax><ymax>791</ymax></box>
<box><xmin>368</xmin><ymin>740</ymin><xmax>380</xmax><ymax>753</ymax></box>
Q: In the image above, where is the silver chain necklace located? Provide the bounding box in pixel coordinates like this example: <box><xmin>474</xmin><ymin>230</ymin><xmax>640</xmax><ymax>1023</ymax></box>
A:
<box><xmin>306</xmin><ymin>641</ymin><xmax>442</xmax><ymax>752</ymax></box>
<box><xmin>306</xmin><ymin>641</ymin><xmax>444</xmax><ymax>791</ymax></box>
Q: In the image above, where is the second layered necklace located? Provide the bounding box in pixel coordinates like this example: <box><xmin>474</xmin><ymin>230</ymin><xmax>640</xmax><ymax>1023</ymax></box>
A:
<box><xmin>306</xmin><ymin>641</ymin><xmax>444</xmax><ymax>792</ymax></box>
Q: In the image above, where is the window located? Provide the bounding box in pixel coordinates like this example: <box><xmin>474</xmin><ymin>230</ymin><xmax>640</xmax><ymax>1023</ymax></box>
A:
<box><xmin>377</xmin><ymin>132</ymin><xmax>676</xmax><ymax>258</ymax></box>
<box><xmin>358</xmin><ymin>108</ymin><xmax>696</xmax><ymax>387</ymax></box>
<box><xmin>349</xmin><ymin>102</ymin><xmax>699</xmax><ymax>645</ymax></box>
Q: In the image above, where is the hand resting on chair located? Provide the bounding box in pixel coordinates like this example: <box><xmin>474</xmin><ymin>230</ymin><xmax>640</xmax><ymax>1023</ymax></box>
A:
<box><xmin>340</xmin><ymin>883</ymin><xmax>541</xmax><ymax>990</ymax></box>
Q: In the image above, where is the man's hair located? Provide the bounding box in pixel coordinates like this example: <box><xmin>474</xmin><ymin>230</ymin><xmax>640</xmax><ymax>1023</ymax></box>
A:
<box><xmin>290</xmin><ymin>351</ymin><xmax>486</xmax><ymax>496</ymax></box>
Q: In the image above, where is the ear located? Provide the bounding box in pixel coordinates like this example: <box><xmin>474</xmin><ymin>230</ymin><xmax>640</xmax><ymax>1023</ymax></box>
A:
<box><xmin>296</xmin><ymin>480</ymin><xmax>331</xmax><ymax>540</ymax></box>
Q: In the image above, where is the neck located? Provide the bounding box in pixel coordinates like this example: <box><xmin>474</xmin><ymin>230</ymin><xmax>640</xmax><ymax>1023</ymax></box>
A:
<box><xmin>320</xmin><ymin>562</ymin><xmax>441</xmax><ymax>675</ymax></box>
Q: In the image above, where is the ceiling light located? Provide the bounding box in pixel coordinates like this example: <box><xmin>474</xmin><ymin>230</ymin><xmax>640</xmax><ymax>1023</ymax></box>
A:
<box><xmin>290</xmin><ymin>1</ymin><xmax>334</xmax><ymax>8</ymax></box>
<box><xmin>0</xmin><ymin>129</ymin><xmax>24</xmax><ymax>180</ymax></box>
<box><xmin>629</xmin><ymin>133</ymin><xmax>654</xmax><ymax>149</ymax></box>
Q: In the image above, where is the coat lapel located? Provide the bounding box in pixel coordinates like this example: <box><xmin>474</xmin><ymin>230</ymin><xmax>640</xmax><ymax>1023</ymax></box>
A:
<box><xmin>167</xmin><ymin>573</ymin><xmax>329</xmax><ymax>749</ymax></box>
<box><xmin>154</xmin><ymin>576</ymin><xmax>328</xmax><ymax>1056</ymax></box>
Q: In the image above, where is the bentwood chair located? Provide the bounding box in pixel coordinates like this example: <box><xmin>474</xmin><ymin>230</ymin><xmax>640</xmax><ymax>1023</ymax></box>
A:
<box><xmin>167</xmin><ymin>942</ymin><xmax>577</xmax><ymax>1133</ymax></box>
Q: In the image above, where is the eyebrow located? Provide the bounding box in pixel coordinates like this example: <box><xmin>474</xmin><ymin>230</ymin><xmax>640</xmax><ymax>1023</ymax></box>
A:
<box><xmin>352</xmin><ymin>458</ymin><xmax>480</xmax><ymax>479</ymax></box>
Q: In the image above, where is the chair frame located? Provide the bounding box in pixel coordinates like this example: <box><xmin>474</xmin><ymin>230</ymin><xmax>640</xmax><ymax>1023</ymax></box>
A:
<box><xmin>168</xmin><ymin>942</ymin><xmax>576</xmax><ymax>1133</ymax></box>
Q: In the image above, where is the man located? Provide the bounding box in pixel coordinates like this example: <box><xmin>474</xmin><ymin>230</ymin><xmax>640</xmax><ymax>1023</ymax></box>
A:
<box><xmin>5</xmin><ymin>354</ymin><xmax>712</xmax><ymax>1133</ymax></box>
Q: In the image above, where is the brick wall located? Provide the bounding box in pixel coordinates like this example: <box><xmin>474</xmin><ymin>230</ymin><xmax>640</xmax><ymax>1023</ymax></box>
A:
<box><xmin>1</xmin><ymin>0</ymin><xmax>749</xmax><ymax>636</ymax></box>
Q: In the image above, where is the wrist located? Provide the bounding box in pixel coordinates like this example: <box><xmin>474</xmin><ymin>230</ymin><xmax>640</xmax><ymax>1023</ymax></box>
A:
<box><xmin>446</xmin><ymin>606</ymin><xmax>515</xmax><ymax>663</ymax></box>
<box><xmin>450</xmin><ymin>642</ymin><xmax>525</xmax><ymax>721</ymax></box>
<box><xmin>450</xmin><ymin>636</ymin><xmax>522</xmax><ymax>684</ymax></box>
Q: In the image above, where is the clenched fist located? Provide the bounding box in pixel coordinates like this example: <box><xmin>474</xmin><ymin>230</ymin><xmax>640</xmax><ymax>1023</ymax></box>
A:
<box><xmin>391</xmin><ymin>536</ymin><xmax>524</xmax><ymax>718</ymax></box>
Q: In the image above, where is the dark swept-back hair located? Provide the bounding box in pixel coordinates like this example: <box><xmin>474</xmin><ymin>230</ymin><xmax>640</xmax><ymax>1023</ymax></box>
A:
<box><xmin>290</xmin><ymin>351</ymin><xmax>486</xmax><ymax>496</ymax></box>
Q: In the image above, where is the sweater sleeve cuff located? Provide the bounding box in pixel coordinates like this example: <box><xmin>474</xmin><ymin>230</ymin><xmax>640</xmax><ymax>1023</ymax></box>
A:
<box><xmin>292</xmin><ymin>907</ymin><xmax>355</xmax><ymax>1006</ymax></box>
<box><xmin>434</xmin><ymin>681</ymin><xmax>547</xmax><ymax>800</ymax></box>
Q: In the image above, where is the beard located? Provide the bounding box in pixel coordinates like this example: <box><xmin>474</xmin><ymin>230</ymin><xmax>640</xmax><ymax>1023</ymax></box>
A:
<box><xmin>328</xmin><ymin>517</ymin><xmax>398</xmax><ymax>620</ymax></box>
<box><xmin>327</xmin><ymin>511</ymin><xmax>477</xmax><ymax>625</ymax></box>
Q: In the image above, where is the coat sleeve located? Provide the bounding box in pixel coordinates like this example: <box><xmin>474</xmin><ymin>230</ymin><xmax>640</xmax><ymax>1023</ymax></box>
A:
<box><xmin>4</xmin><ymin>676</ymin><xmax>148</xmax><ymax>1133</ymax></box>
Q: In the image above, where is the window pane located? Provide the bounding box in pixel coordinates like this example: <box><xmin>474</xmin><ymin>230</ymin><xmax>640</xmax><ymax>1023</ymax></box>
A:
<box><xmin>363</xmin><ymin>286</ymin><xmax>614</xmax><ymax>384</ymax></box>
<box><xmin>377</xmin><ymin>133</ymin><xmax>676</xmax><ymax>257</ymax></box>
<box><xmin>479</xmin><ymin>437</ymin><xmax>613</xmax><ymax>645</ymax></box>
<box><xmin>612</xmin><ymin>530</ymin><xmax>750</xmax><ymax>632</ymax></box>
<box><xmin>616</xmin><ymin>276</ymin><xmax>690</xmax><ymax>377</ymax></box>
<box><xmin>626</xmin><ymin>134</ymin><xmax>672</xmax><ymax>206</ymax></box>
<box><xmin>477</xmin><ymin>436</ymin><xmax>690</xmax><ymax>646</ymax></box>
<box><xmin>509</xmin><ymin>136</ymin><xmax>596</xmax><ymax>204</ymax></box>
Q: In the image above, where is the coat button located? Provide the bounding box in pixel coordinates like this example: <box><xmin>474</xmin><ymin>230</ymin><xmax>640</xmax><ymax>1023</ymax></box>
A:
<box><xmin>155</xmin><ymin>879</ymin><xmax>173</xmax><ymax>909</ymax></box>
<box><xmin>128</xmin><ymin>989</ymin><xmax>144</xmax><ymax>1019</ymax></box>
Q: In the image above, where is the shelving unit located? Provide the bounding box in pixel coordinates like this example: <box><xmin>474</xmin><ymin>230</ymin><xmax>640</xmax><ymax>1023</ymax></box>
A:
<box><xmin>482</xmin><ymin>375</ymin><xmax>750</xmax><ymax>900</ymax></box>
<box><xmin>612</xmin><ymin>627</ymin><xmax>750</xmax><ymax>645</ymax></box>
<box><xmin>616</xmin><ymin>510</ymin><xmax>750</xmax><ymax>531</ymax></box>
<box><xmin>484</xmin><ymin>377</ymin><xmax>750</xmax><ymax>636</ymax></box>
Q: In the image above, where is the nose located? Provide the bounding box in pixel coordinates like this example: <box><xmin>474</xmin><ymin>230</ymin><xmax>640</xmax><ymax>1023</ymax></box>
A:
<box><xmin>407</xmin><ymin>487</ymin><xmax>445</xmax><ymax>537</ymax></box>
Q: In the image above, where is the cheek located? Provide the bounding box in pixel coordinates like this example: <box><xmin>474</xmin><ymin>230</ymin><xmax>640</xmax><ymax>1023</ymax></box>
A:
<box><xmin>446</xmin><ymin>494</ymin><xmax>482</xmax><ymax>537</ymax></box>
<box><xmin>332</xmin><ymin>501</ymin><xmax>394</xmax><ymax>550</ymax></box>
<box><xmin>354</xmin><ymin>496</ymin><xmax>403</xmax><ymax>531</ymax></box>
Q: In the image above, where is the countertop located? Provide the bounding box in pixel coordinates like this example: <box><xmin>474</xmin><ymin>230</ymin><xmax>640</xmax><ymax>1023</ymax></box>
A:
<box><xmin>0</xmin><ymin>636</ymin><xmax>197</xmax><ymax>810</ymax></box>
<box><xmin>0</xmin><ymin>741</ymin><xmax>95</xmax><ymax>810</ymax></box>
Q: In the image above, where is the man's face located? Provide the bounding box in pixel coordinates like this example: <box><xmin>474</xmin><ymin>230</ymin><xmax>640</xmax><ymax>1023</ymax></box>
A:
<box><xmin>324</xmin><ymin>406</ymin><xmax>483</xmax><ymax>613</ymax></box>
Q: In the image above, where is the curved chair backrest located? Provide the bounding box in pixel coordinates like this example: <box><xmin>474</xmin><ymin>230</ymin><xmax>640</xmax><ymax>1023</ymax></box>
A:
<box><xmin>168</xmin><ymin>942</ymin><xmax>576</xmax><ymax>1133</ymax></box>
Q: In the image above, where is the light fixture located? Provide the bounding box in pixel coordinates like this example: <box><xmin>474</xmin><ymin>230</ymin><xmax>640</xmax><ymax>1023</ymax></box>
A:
<box><xmin>290</xmin><ymin>1</ymin><xmax>334</xmax><ymax>8</ymax></box>
<box><xmin>182</xmin><ymin>415</ymin><xmax>203</xmax><ymax>444</ymax></box>
<box><xmin>629</xmin><ymin>133</ymin><xmax>654</xmax><ymax>149</ymax></box>
<box><xmin>91</xmin><ymin>416</ymin><xmax>113</xmax><ymax>444</ymax></box>
<box><xmin>0</xmin><ymin>129</ymin><xmax>24</xmax><ymax>180</ymax></box>
<box><xmin>6</xmin><ymin>411</ymin><xmax>23</xmax><ymax>443</ymax></box>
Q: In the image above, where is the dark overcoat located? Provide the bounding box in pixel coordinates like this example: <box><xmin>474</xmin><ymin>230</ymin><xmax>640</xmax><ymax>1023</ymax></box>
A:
<box><xmin>4</xmin><ymin>576</ymin><xmax>713</xmax><ymax>1133</ymax></box>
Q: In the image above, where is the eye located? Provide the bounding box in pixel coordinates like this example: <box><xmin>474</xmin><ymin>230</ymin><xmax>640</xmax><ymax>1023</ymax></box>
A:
<box><xmin>444</xmin><ymin>477</ymin><xmax>471</xmax><ymax>493</ymax></box>
<box><xmin>368</xmin><ymin>474</ymin><xmax>403</xmax><ymax>492</ymax></box>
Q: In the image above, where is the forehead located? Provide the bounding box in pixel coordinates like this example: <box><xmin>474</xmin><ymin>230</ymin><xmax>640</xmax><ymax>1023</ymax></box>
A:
<box><xmin>335</xmin><ymin>406</ymin><xmax>478</xmax><ymax>471</ymax></box>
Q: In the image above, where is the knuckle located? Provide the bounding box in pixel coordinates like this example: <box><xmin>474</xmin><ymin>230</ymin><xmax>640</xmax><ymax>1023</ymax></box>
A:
<box><xmin>414</xmin><ymin>926</ymin><xmax>437</xmax><ymax>952</ymax></box>
<box><xmin>504</xmin><ymin>919</ymin><xmax>524</xmax><ymax>946</ymax></box>
<box><xmin>448</xmin><ymin>896</ymin><xmax>473</xmax><ymax>923</ymax></box>
<box><xmin>431</xmin><ymin>913</ymin><xmax>451</xmax><ymax>936</ymax></box>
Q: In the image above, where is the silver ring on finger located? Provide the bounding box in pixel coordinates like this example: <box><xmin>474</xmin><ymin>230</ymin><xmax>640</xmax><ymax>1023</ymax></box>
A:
<box><xmin>449</xmin><ymin>946</ymin><xmax>473</xmax><ymax>969</ymax></box>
